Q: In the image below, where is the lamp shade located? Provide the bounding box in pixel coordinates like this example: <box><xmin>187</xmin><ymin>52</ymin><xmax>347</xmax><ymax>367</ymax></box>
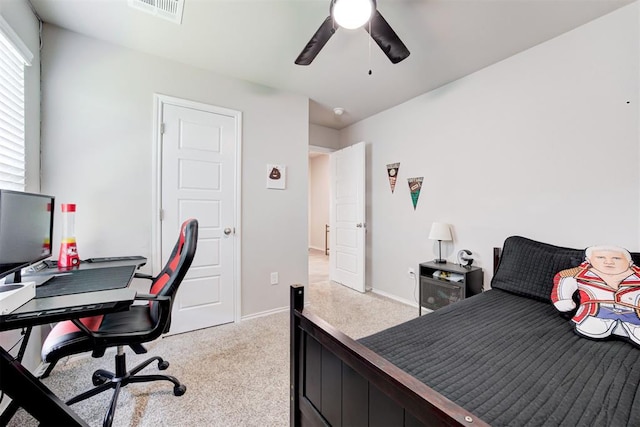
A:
<box><xmin>428</xmin><ymin>222</ymin><xmax>452</xmax><ymax>241</ymax></box>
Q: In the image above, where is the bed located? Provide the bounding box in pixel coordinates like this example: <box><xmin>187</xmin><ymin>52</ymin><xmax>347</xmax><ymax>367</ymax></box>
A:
<box><xmin>290</xmin><ymin>236</ymin><xmax>640</xmax><ymax>426</ymax></box>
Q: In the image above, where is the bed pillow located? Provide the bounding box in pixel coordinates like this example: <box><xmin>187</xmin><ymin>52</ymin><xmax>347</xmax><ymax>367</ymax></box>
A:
<box><xmin>491</xmin><ymin>236</ymin><xmax>584</xmax><ymax>302</ymax></box>
<box><xmin>552</xmin><ymin>245</ymin><xmax>640</xmax><ymax>347</ymax></box>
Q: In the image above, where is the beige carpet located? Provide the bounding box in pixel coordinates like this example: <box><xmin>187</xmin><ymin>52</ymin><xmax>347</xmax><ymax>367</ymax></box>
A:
<box><xmin>7</xmin><ymin>250</ymin><xmax>416</xmax><ymax>426</ymax></box>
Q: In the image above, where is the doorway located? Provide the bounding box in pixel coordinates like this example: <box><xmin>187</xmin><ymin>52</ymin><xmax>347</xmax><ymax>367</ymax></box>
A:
<box><xmin>308</xmin><ymin>143</ymin><xmax>367</xmax><ymax>292</ymax></box>
<box><xmin>308</xmin><ymin>147</ymin><xmax>331</xmax><ymax>285</ymax></box>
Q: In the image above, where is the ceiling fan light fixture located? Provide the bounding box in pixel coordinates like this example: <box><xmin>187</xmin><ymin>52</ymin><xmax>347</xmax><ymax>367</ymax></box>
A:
<box><xmin>295</xmin><ymin>0</ymin><xmax>409</xmax><ymax>66</ymax></box>
<box><xmin>332</xmin><ymin>0</ymin><xmax>373</xmax><ymax>30</ymax></box>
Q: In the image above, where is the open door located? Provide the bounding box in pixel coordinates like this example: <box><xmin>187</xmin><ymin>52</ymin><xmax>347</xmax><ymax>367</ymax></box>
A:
<box><xmin>329</xmin><ymin>142</ymin><xmax>366</xmax><ymax>292</ymax></box>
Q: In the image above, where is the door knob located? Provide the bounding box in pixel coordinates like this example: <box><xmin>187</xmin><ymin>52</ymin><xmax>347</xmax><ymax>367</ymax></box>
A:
<box><xmin>224</xmin><ymin>227</ymin><xmax>232</xmax><ymax>235</ymax></box>
<box><xmin>356</xmin><ymin>223</ymin><xmax>363</xmax><ymax>228</ymax></box>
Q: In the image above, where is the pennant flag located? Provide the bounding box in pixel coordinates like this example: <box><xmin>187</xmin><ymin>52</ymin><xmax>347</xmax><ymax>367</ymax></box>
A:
<box><xmin>386</xmin><ymin>163</ymin><xmax>400</xmax><ymax>193</ymax></box>
<box><xmin>407</xmin><ymin>177</ymin><xmax>424</xmax><ymax>210</ymax></box>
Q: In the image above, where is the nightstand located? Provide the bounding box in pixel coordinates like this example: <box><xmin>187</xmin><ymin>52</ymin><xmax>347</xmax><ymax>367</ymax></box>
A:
<box><xmin>418</xmin><ymin>261</ymin><xmax>483</xmax><ymax>315</ymax></box>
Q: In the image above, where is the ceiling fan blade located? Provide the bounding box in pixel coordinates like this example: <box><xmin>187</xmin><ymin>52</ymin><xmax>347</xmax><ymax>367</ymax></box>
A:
<box><xmin>295</xmin><ymin>16</ymin><xmax>336</xmax><ymax>65</ymax></box>
<box><xmin>365</xmin><ymin>10</ymin><xmax>410</xmax><ymax>64</ymax></box>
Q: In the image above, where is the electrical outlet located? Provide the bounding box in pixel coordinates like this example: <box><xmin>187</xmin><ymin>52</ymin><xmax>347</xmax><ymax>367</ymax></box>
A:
<box><xmin>408</xmin><ymin>267</ymin><xmax>415</xmax><ymax>277</ymax></box>
<box><xmin>270</xmin><ymin>272</ymin><xmax>279</xmax><ymax>285</ymax></box>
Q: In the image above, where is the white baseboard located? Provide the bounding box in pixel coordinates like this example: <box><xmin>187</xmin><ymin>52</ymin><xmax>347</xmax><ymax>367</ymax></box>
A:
<box><xmin>32</xmin><ymin>361</ymin><xmax>50</xmax><ymax>378</ymax></box>
<box><xmin>370</xmin><ymin>288</ymin><xmax>418</xmax><ymax>308</ymax></box>
<box><xmin>370</xmin><ymin>289</ymin><xmax>434</xmax><ymax>314</ymax></box>
<box><xmin>22</xmin><ymin>356</ymin><xmax>86</xmax><ymax>380</ymax></box>
<box><xmin>241</xmin><ymin>305</ymin><xmax>288</xmax><ymax>321</ymax></box>
<box><xmin>241</xmin><ymin>299</ymin><xmax>312</xmax><ymax>321</ymax></box>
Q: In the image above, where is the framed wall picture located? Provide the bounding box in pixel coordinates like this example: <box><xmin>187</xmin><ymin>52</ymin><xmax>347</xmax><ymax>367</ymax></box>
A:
<box><xmin>267</xmin><ymin>164</ymin><xmax>286</xmax><ymax>189</ymax></box>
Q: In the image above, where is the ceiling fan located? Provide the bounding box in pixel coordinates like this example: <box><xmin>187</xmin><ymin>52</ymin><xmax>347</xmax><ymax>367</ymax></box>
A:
<box><xmin>295</xmin><ymin>0</ymin><xmax>410</xmax><ymax>66</ymax></box>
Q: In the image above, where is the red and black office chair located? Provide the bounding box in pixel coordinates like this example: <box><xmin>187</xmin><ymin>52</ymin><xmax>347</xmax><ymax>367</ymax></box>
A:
<box><xmin>40</xmin><ymin>218</ymin><xmax>198</xmax><ymax>427</ymax></box>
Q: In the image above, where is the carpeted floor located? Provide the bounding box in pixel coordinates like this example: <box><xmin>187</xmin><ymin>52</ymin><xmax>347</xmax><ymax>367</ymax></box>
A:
<box><xmin>6</xmin><ymin>250</ymin><xmax>416</xmax><ymax>426</ymax></box>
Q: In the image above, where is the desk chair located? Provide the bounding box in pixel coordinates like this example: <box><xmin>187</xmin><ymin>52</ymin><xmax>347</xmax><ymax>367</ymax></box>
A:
<box><xmin>40</xmin><ymin>218</ymin><xmax>198</xmax><ymax>427</ymax></box>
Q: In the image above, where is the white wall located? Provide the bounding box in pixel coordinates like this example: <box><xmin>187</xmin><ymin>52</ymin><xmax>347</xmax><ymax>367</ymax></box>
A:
<box><xmin>309</xmin><ymin>154</ymin><xmax>330</xmax><ymax>251</ymax></box>
<box><xmin>39</xmin><ymin>25</ymin><xmax>309</xmax><ymax>317</ymax></box>
<box><xmin>310</xmin><ymin>123</ymin><xmax>340</xmax><ymax>150</ymax></box>
<box><xmin>340</xmin><ymin>3</ymin><xmax>639</xmax><ymax>305</ymax></box>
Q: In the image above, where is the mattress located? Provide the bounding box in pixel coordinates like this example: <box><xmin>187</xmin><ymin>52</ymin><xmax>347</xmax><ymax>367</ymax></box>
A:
<box><xmin>359</xmin><ymin>289</ymin><xmax>640</xmax><ymax>426</ymax></box>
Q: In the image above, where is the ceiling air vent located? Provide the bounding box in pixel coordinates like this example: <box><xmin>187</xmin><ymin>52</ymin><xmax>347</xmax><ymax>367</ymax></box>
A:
<box><xmin>128</xmin><ymin>0</ymin><xmax>185</xmax><ymax>24</ymax></box>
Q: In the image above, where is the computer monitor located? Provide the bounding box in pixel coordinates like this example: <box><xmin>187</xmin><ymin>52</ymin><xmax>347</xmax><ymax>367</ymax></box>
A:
<box><xmin>0</xmin><ymin>190</ymin><xmax>55</xmax><ymax>283</ymax></box>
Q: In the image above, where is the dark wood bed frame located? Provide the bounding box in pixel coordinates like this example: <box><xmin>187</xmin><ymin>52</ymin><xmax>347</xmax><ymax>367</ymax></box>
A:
<box><xmin>290</xmin><ymin>250</ymin><xmax>502</xmax><ymax>427</ymax></box>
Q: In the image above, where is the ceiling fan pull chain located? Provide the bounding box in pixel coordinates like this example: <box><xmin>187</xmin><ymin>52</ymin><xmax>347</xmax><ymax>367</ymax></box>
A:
<box><xmin>368</xmin><ymin>19</ymin><xmax>372</xmax><ymax>75</ymax></box>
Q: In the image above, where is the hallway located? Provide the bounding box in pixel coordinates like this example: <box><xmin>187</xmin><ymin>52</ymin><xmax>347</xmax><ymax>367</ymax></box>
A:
<box><xmin>308</xmin><ymin>248</ymin><xmax>329</xmax><ymax>285</ymax></box>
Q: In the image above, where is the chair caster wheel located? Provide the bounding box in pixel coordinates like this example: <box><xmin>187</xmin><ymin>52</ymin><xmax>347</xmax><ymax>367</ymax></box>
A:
<box><xmin>92</xmin><ymin>372</ymin><xmax>109</xmax><ymax>386</ymax></box>
<box><xmin>174</xmin><ymin>384</ymin><xmax>186</xmax><ymax>396</ymax></box>
<box><xmin>158</xmin><ymin>360</ymin><xmax>170</xmax><ymax>370</ymax></box>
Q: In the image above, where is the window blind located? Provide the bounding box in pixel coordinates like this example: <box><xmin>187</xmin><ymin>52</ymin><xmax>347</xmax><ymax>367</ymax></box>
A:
<box><xmin>0</xmin><ymin>17</ymin><xmax>31</xmax><ymax>191</ymax></box>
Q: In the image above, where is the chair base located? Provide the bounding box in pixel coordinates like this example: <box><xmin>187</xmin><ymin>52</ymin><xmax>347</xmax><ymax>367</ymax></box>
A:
<box><xmin>66</xmin><ymin>348</ymin><xmax>186</xmax><ymax>427</ymax></box>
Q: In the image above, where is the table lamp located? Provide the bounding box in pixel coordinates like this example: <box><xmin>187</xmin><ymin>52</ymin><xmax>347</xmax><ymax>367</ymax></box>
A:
<box><xmin>429</xmin><ymin>222</ymin><xmax>452</xmax><ymax>264</ymax></box>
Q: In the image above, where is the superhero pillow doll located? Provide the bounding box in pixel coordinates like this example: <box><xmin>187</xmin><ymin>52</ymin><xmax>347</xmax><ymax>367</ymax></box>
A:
<box><xmin>551</xmin><ymin>245</ymin><xmax>640</xmax><ymax>346</ymax></box>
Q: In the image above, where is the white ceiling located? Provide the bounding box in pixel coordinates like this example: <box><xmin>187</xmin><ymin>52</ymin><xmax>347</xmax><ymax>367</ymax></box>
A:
<box><xmin>29</xmin><ymin>0</ymin><xmax>634</xmax><ymax>130</ymax></box>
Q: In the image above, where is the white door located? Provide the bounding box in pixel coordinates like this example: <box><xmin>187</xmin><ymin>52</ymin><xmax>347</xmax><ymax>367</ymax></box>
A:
<box><xmin>157</xmin><ymin>97</ymin><xmax>240</xmax><ymax>335</ymax></box>
<box><xmin>329</xmin><ymin>142</ymin><xmax>366</xmax><ymax>292</ymax></box>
